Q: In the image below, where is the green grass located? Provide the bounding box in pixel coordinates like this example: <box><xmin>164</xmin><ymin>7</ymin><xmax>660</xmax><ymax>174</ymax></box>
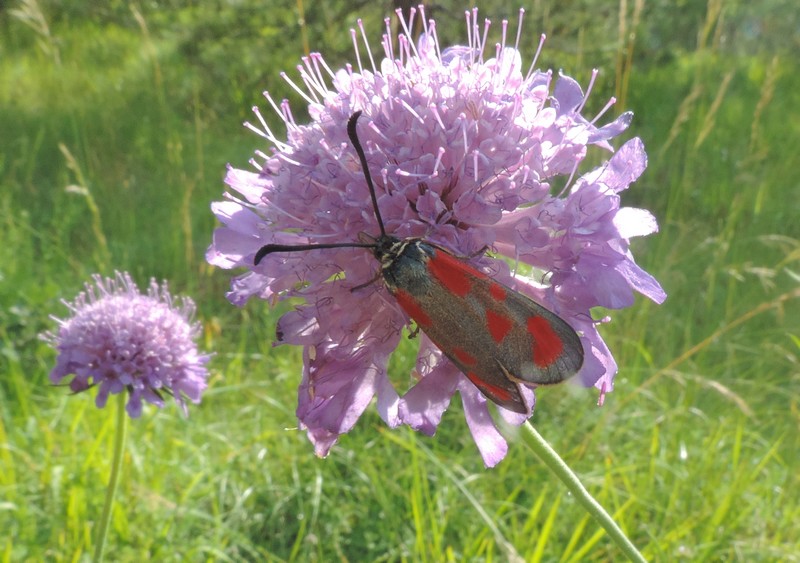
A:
<box><xmin>2</xmin><ymin>1</ymin><xmax>799</xmax><ymax>561</ymax></box>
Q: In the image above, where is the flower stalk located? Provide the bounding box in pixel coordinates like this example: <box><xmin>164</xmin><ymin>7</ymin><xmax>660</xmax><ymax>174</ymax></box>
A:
<box><xmin>92</xmin><ymin>393</ymin><xmax>128</xmax><ymax>563</ymax></box>
<box><xmin>518</xmin><ymin>421</ymin><xmax>646</xmax><ymax>562</ymax></box>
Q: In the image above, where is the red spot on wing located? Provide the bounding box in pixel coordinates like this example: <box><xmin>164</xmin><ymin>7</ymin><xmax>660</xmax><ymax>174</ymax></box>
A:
<box><xmin>528</xmin><ymin>316</ymin><xmax>564</xmax><ymax>367</ymax></box>
<box><xmin>486</xmin><ymin>309</ymin><xmax>513</xmax><ymax>344</ymax></box>
<box><xmin>451</xmin><ymin>347</ymin><xmax>478</xmax><ymax>367</ymax></box>
<box><xmin>394</xmin><ymin>288</ymin><xmax>432</xmax><ymax>328</ymax></box>
<box><xmin>464</xmin><ymin>371</ymin><xmax>513</xmax><ymax>402</ymax></box>
<box><xmin>489</xmin><ymin>283</ymin><xmax>506</xmax><ymax>302</ymax></box>
<box><xmin>426</xmin><ymin>249</ymin><xmax>485</xmax><ymax>297</ymax></box>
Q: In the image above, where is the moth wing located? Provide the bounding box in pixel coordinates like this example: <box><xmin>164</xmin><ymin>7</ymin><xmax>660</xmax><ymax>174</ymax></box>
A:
<box><xmin>384</xmin><ymin>242</ymin><xmax>582</xmax><ymax>413</ymax></box>
<box><xmin>427</xmin><ymin>249</ymin><xmax>584</xmax><ymax>387</ymax></box>
<box><xmin>482</xmin><ymin>278</ymin><xmax>584</xmax><ymax>385</ymax></box>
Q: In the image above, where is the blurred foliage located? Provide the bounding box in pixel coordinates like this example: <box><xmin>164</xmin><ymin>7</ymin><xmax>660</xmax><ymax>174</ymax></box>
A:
<box><xmin>4</xmin><ymin>0</ymin><xmax>797</xmax><ymax>118</ymax></box>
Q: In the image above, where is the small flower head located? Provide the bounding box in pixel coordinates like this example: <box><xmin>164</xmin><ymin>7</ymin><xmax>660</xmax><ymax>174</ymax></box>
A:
<box><xmin>42</xmin><ymin>271</ymin><xmax>211</xmax><ymax>418</ymax></box>
<box><xmin>208</xmin><ymin>7</ymin><xmax>665</xmax><ymax>466</ymax></box>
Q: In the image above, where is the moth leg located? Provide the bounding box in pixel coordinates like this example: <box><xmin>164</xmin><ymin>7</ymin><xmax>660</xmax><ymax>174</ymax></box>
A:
<box><xmin>448</xmin><ymin>245</ymin><xmax>489</xmax><ymax>260</ymax></box>
<box><xmin>496</xmin><ymin>359</ymin><xmax>530</xmax><ymax>387</ymax></box>
<box><xmin>494</xmin><ymin>360</ymin><xmax>531</xmax><ymax>411</ymax></box>
<box><xmin>468</xmin><ymin>245</ymin><xmax>490</xmax><ymax>259</ymax></box>
<box><xmin>351</xmin><ymin>269</ymin><xmax>382</xmax><ymax>292</ymax></box>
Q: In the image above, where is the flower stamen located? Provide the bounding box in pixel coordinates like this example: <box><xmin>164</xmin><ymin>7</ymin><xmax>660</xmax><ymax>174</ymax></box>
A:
<box><xmin>357</xmin><ymin>19</ymin><xmax>377</xmax><ymax>73</ymax></box>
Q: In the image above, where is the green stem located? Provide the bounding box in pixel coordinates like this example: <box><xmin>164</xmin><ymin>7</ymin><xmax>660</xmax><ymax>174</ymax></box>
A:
<box><xmin>519</xmin><ymin>421</ymin><xmax>646</xmax><ymax>562</ymax></box>
<box><xmin>93</xmin><ymin>393</ymin><xmax>128</xmax><ymax>563</ymax></box>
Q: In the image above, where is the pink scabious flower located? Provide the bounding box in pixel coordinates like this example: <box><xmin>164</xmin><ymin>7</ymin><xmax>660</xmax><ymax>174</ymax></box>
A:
<box><xmin>42</xmin><ymin>271</ymin><xmax>211</xmax><ymax>418</ymax></box>
<box><xmin>207</xmin><ymin>7</ymin><xmax>666</xmax><ymax>466</ymax></box>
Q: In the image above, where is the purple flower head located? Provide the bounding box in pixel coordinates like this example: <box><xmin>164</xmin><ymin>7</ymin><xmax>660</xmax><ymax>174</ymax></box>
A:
<box><xmin>208</xmin><ymin>7</ymin><xmax>666</xmax><ymax>466</ymax></box>
<box><xmin>42</xmin><ymin>271</ymin><xmax>211</xmax><ymax>418</ymax></box>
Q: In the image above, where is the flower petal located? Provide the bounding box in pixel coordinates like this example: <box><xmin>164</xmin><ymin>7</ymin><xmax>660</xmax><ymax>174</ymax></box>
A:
<box><xmin>459</xmin><ymin>381</ymin><xmax>509</xmax><ymax>468</ymax></box>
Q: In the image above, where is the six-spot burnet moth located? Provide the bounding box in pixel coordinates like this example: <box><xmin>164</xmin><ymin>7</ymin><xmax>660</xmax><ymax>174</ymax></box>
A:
<box><xmin>255</xmin><ymin>111</ymin><xmax>584</xmax><ymax>414</ymax></box>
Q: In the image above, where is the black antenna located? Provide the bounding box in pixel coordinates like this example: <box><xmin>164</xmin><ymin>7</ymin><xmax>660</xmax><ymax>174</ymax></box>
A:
<box><xmin>254</xmin><ymin>241</ymin><xmax>376</xmax><ymax>265</ymax></box>
<box><xmin>347</xmin><ymin>111</ymin><xmax>386</xmax><ymax>238</ymax></box>
<box><xmin>254</xmin><ymin>111</ymin><xmax>384</xmax><ymax>266</ymax></box>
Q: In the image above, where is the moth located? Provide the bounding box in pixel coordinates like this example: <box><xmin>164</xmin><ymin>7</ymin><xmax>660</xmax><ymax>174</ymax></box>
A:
<box><xmin>255</xmin><ymin>111</ymin><xmax>584</xmax><ymax>413</ymax></box>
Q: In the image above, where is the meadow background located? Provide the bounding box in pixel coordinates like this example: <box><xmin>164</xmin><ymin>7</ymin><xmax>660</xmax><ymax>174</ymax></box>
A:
<box><xmin>2</xmin><ymin>0</ymin><xmax>799</xmax><ymax>560</ymax></box>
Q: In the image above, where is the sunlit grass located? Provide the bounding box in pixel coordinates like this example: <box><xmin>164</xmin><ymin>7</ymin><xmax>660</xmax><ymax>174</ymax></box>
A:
<box><xmin>1</xmin><ymin>0</ymin><xmax>798</xmax><ymax>561</ymax></box>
